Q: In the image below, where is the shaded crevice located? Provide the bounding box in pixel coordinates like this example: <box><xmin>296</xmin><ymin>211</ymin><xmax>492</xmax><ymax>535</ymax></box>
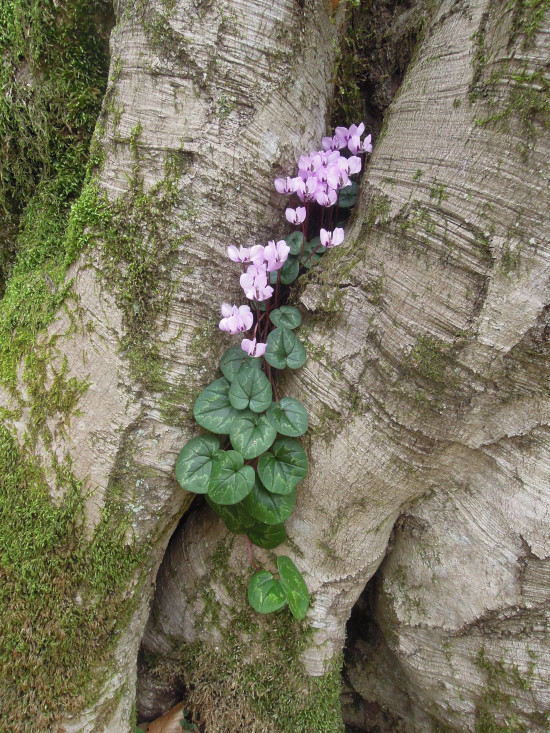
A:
<box><xmin>332</xmin><ymin>0</ymin><xmax>436</xmax><ymax>135</ymax></box>
<box><xmin>342</xmin><ymin>566</ymin><xmax>415</xmax><ymax>733</ymax></box>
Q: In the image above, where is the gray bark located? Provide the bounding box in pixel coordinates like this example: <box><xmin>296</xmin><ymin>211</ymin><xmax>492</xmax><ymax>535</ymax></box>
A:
<box><xmin>2</xmin><ymin>0</ymin><xmax>548</xmax><ymax>729</ymax></box>
<box><xmin>1</xmin><ymin>0</ymin><xmax>342</xmax><ymax>730</ymax></box>
<box><xmin>141</xmin><ymin>0</ymin><xmax>550</xmax><ymax>729</ymax></box>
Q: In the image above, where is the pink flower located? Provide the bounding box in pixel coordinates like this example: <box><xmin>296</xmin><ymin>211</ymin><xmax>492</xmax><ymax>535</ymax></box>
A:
<box><xmin>335</xmin><ymin>123</ymin><xmax>365</xmax><ymax>147</ymax></box>
<box><xmin>227</xmin><ymin>244</ymin><xmax>264</xmax><ymax>264</ymax></box>
<box><xmin>347</xmin><ymin>156</ymin><xmax>362</xmax><ymax>175</ymax></box>
<box><xmin>285</xmin><ymin>206</ymin><xmax>306</xmax><ymax>225</ymax></box>
<box><xmin>315</xmin><ymin>188</ymin><xmax>337</xmax><ymax>207</ymax></box>
<box><xmin>326</xmin><ymin>163</ymin><xmax>350</xmax><ymax>191</ymax></box>
<box><xmin>241</xmin><ymin>338</ymin><xmax>267</xmax><ymax>358</ymax></box>
<box><xmin>227</xmin><ymin>245</ymin><xmax>252</xmax><ymax>263</ymax></box>
<box><xmin>240</xmin><ymin>264</ymin><xmax>273</xmax><ymax>301</ymax></box>
<box><xmin>274</xmin><ymin>177</ymin><xmax>298</xmax><ymax>194</ymax></box>
<box><xmin>296</xmin><ymin>175</ymin><xmax>321</xmax><ymax>202</ymax></box>
<box><xmin>264</xmin><ymin>240</ymin><xmax>290</xmax><ymax>271</ymax></box>
<box><xmin>219</xmin><ymin>304</ymin><xmax>254</xmax><ymax>334</ymax></box>
<box><xmin>321</xmin><ymin>135</ymin><xmax>344</xmax><ymax>151</ymax></box>
<box><xmin>348</xmin><ymin>133</ymin><xmax>372</xmax><ymax>155</ymax></box>
<box><xmin>320</xmin><ymin>227</ymin><xmax>345</xmax><ymax>248</ymax></box>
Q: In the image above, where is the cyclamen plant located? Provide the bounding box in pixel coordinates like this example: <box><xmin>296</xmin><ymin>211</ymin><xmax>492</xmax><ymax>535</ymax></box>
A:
<box><xmin>175</xmin><ymin>123</ymin><xmax>371</xmax><ymax>620</ymax></box>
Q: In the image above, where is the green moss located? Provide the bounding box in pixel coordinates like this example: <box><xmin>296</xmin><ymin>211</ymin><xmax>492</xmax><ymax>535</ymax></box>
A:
<box><xmin>429</xmin><ymin>182</ymin><xmax>448</xmax><ymax>204</ymax></box>
<box><xmin>330</xmin><ymin>0</ymin><xmax>436</xmax><ymax>133</ymax></box>
<box><xmin>24</xmin><ymin>351</ymin><xmax>90</xmax><ymax>447</ymax></box>
<box><xmin>0</xmin><ymin>0</ymin><xmax>113</xmax><ymax>292</ymax></box>
<box><xmin>405</xmin><ymin>334</ymin><xmax>451</xmax><ymax>385</ymax></box>
<box><xmin>0</xmin><ymin>425</ymin><xmax>147</xmax><ymax>731</ymax></box>
<box><xmin>0</xmin><ymin>0</ymin><xmax>112</xmax><ymax>389</ymax></box>
<box><xmin>129</xmin><ymin>120</ymin><xmax>144</xmax><ymax>158</ymax></box>
<box><xmin>508</xmin><ymin>0</ymin><xmax>550</xmax><ymax>48</ymax></box>
<box><xmin>469</xmin><ymin>1</ymin><xmax>549</xmax><ymax>145</ymax></box>
<box><xmin>500</xmin><ymin>243</ymin><xmax>521</xmax><ymax>273</ymax></box>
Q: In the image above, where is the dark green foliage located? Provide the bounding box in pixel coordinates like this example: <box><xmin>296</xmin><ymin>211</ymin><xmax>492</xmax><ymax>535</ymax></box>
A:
<box><xmin>0</xmin><ymin>0</ymin><xmax>113</xmax><ymax>388</ymax></box>
<box><xmin>0</xmin><ymin>0</ymin><xmax>113</xmax><ymax>290</ymax></box>
<box><xmin>264</xmin><ymin>327</ymin><xmax>307</xmax><ymax>370</ymax></box>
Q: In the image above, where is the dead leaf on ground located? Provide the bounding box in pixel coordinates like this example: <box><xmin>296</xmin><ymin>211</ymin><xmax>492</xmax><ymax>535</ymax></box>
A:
<box><xmin>146</xmin><ymin>701</ymin><xmax>189</xmax><ymax>733</ymax></box>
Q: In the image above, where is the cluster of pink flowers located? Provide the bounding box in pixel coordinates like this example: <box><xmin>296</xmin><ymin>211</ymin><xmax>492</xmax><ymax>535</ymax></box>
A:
<box><xmin>220</xmin><ymin>241</ymin><xmax>292</xmax><ymax>357</ymax></box>
<box><xmin>277</xmin><ymin>122</ymin><xmax>372</xmax><ymax>213</ymax></box>
<box><xmin>219</xmin><ymin>123</ymin><xmax>371</xmax><ymax>358</ymax></box>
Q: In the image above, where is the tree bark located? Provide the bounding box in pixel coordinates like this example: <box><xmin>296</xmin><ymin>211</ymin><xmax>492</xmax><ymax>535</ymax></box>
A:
<box><xmin>2</xmin><ymin>0</ymin><xmax>549</xmax><ymax>729</ymax></box>
<box><xmin>140</xmin><ymin>0</ymin><xmax>550</xmax><ymax>729</ymax></box>
<box><xmin>1</xmin><ymin>0</ymin><xmax>342</xmax><ymax>730</ymax></box>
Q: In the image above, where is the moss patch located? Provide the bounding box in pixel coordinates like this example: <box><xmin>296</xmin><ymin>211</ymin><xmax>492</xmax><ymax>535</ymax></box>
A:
<box><xmin>0</xmin><ymin>0</ymin><xmax>113</xmax><ymax>389</ymax></box>
<box><xmin>474</xmin><ymin>646</ymin><xmax>545</xmax><ymax>732</ymax></box>
<box><xmin>331</xmin><ymin>0</ymin><xmax>436</xmax><ymax>134</ymax></box>
<box><xmin>0</xmin><ymin>425</ymin><xmax>147</xmax><ymax>731</ymax></box>
<box><xmin>0</xmin><ymin>0</ymin><xmax>113</xmax><ymax>291</ymax></box>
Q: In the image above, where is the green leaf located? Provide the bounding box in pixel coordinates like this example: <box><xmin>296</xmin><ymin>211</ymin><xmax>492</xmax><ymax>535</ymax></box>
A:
<box><xmin>208</xmin><ymin>450</ymin><xmax>255</xmax><ymax>504</ymax></box>
<box><xmin>248</xmin><ymin>521</ymin><xmax>287</xmax><ymax>549</ymax></box>
<box><xmin>205</xmin><ymin>495</ymin><xmax>256</xmax><ymax>533</ymax></box>
<box><xmin>277</xmin><ymin>555</ymin><xmax>310</xmax><ymax>621</ymax></box>
<box><xmin>174</xmin><ymin>435</ymin><xmax>220</xmax><ymax>494</ymax></box>
<box><xmin>228</xmin><ymin>364</ymin><xmax>272</xmax><ymax>413</ymax></box>
<box><xmin>242</xmin><ymin>479</ymin><xmax>296</xmax><ymax>525</ymax></box>
<box><xmin>339</xmin><ymin>181</ymin><xmax>359</xmax><ymax>208</ymax></box>
<box><xmin>264</xmin><ymin>328</ymin><xmax>306</xmax><ymax>370</ymax></box>
<box><xmin>230</xmin><ymin>410</ymin><xmax>277</xmax><ymax>459</ymax></box>
<box><xmin>219</xmin><ymin>344</ymin><xmax>261</xmax><ymax>383</ymax></box>
<box><xmin>257</xmin><ymin>438</ymin><xmax>308</xmax><ymax>495</ymax></box>
<box><xmin>285</xmin><ymin>230</ymin><xmax>304</xmax><ymax>255</ymax></box>
<box><xmin>266</xmin><ymin>397</ymin><xmax>308</xmax><ymax>437</ymax></box>
<box><xmin>269</xmin><ymin>305</ymin><xmax>302</xmax><ymax>330</ymax></box>
<box><xmin>248</xmin><ymin>570</ymin><xmax>287</xmax><ymax>614</ymax></box>
<box><xmin>193</xmin><ymin>378</ymin><xmax>242</xmax><ymax>434</ymax></box>
<box><xmin>306</xmin><ymin>236</ymin><xmax>326</xmax><ymax>254</ymax></box>
<box><xmin>300</xmin><ymin>252</ymin><xmax>321</xmax><ymax>269</ymax></box>
<box><xmin>280</xmin><ymin>255</ymin><xmax>300</xmax><ymax>285</ymax></box>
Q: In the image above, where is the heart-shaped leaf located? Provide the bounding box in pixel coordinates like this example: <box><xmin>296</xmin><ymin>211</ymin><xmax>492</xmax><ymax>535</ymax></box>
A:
<box><xmin>230</xmin><ymin>410</ymin><xmax>277</xmax><ymax>459</ymax></box>
<box><xmin>242</xmin><ymin>479</ymin><xmax>296</xmax><ymax>525</ymax></box>
<box><xmin>339</xmin><ymin>181</ymin><xmax>359</xmax><ymax>208</ymax></box>
<box><xmin>264</xmin><ymin>328</ymin><xmax>306</xmax><ymax>370</ymax></box>
<box><xmin>193</xmin><ymin>378</ymin><xmax>242</xmax><ymax>434</ymax></box>
<box><xmin>300</xmin><ymin>252</ymin><xmax>321</xmax><ymax>269</ymax></box>
<box><xmin>208</xmin><ymin>449</ymin><xmax>255</xmax><ymax>504</ymax></box>
<box><xmin>280</xmin><ymin>255</ymin><xmax>299</xmax><ymax>285</ymax></box>
<box><xmin>174</xmin><ymin>435</ymin><xmax>220</xmax><ymax>494</ymax></box>
<box><xmin>248</xmin><ymin>570</ymin><xmax>287</xmax><ymax>614</ymax></box>
<box><xmin>205</xmin><ymin>495</ymin><xmax>256</xmax><ymax>533</ymax></box>
<box><xmin>306</xmin><ymin>236</ymin><xmax>326</xmax><ymax>255</ymax></box>
<box><xmin>248</xmin><ymin>521</ymin><xmax>286</xmax><ymax>549</ymax></box>
<box><xmin>219</xmin><ymin>344</ymin><xmax>261</xmax><ymax>383</ymax></box>
<box><xmin>285</xmin><ymin>231</ymin><xmax>304</xmax><ymax>255</ymax></box>
<box><xmin>266</xmin><ymin>397</ymin><xmax>308</xmax><ymax>437</ymax></box>
<box><xmin>277</xmin><ymin>555</ymin><xmax>310</xmax><ymax>621</ymax></box>
<box><xmin>257</xmin><ymin>438</ymin><xmax>308</xmax><ymax>495</ymax></box>
<box><xmin>228</xmin><ymin>364</ymin><xmax>272</xmax><ymax>413</ymax></box>
<box><xmin>269</xmin><ymin>306</ymin><xmax>302</xmax><ymax>330</ymax></box>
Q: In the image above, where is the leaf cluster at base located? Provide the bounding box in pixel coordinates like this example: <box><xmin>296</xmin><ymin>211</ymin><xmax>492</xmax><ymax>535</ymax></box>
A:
<box><xmin>175</xmin><ymin>334</ymin><xmax>310</xmax><ymax>620</ymax></box>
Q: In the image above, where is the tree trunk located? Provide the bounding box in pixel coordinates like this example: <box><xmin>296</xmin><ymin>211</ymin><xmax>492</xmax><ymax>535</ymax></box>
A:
<box><xmin>2</xmin><ymin>0</ymin><xmax>548</xmax><ymax>730</ymax></box>
<box><xmin>1</xmin><ymin>0</ymin><xmax>342</xmax><ymax>730</ymax></box>
<box><xmin>139</xmin><ymin>0</ymin><xmax>550</xmax><ymax>730</ymax></box>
